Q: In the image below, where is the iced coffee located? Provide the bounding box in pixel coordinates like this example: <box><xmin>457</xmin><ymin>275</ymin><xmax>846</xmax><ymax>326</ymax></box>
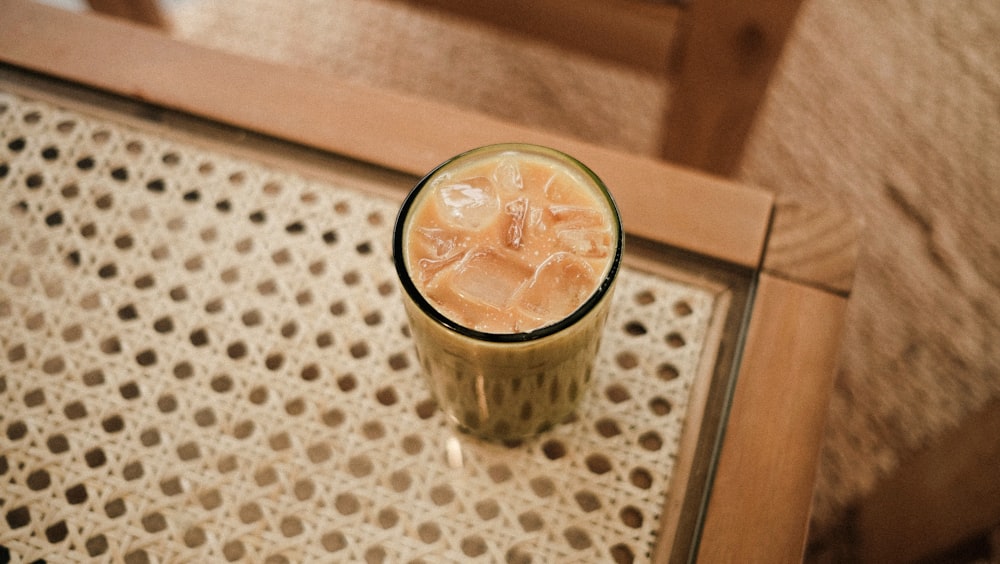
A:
<box><xmin>393</xmin><ymin>144</ymin><xmax>622</xmax><ymax>440</ymax></box>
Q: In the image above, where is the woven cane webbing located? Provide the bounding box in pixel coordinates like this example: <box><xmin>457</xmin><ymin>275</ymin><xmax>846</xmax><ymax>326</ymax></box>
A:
<box><xmin>0</xmin><ymin>90</ymin><xmax>717</xmax><ymax>563</ymax></box>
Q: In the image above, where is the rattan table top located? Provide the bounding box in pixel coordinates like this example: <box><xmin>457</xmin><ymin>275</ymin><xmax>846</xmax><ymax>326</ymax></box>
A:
<box><xmin>1</xmin><ymin>88</ymin><xmax>719</xmax><ymax>563</ymax></box>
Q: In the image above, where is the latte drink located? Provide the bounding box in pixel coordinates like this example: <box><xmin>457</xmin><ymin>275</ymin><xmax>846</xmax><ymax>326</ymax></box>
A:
<box><xmin>393</xmin><ymin>144</ymin><xmax>622</xmax><ymax>440</ymax></box>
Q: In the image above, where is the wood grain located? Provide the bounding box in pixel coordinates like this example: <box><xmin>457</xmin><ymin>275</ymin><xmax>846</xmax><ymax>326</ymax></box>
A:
<box><xmin>697</xmin><ymin>274</ymin><xmax>848</xmax><ymax>563</ymax></box>
<box><xmin>764</xmin><ymin>197</ymin><xmax>860</xmax><ymax>296</ymax></box>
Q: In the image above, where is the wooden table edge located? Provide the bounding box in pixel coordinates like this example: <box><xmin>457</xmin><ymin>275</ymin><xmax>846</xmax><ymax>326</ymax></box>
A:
<box><xmin>762</xmin><ymin>197</ymin><xmax>860</xmax><ymax>298</ymax></box>
<box><xmin>695</xmin><ymin>273</ymin><xmax>849</xmax><ymax>563</ymax></box>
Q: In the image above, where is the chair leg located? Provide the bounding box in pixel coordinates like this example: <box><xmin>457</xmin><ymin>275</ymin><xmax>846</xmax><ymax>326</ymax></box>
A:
<box><xmin>86</xmin><ymin>0</ymin><xmax>167</xmax><ymax>28</ymax></box>
<box><xmin>662</xmin><ymin>0</ymin><xmax>804</xmax><ymax>176</ymax></box>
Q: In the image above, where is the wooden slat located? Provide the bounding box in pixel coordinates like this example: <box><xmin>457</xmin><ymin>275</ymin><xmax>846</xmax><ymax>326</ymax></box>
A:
<box><xmin>697</xmin><ymin>274</ymin><xmax>848</xmax><ymax>562</ymax></box>
<box><xmin>0</xmin><ymin>0</ymin><xmax>773</xmax><ymax>269</ymax></box>
<box><xmin>663</xmin><ymin>0</ymin><xmax>805</xmax><ymax>176</ymax></box>
<box><xmin>856</xmin><ymin>396</ymin><xmax>1000</xmax><ymax>564</ymax></box>
<box><xmin>398</xmin><ymin>0</ymin><xmax>680</xmax><ymax>74</ymax></box>
<box><xmin>85</xmin><ymin>0</ymin><xmax>168</xmax><ymax>28</ymax></box>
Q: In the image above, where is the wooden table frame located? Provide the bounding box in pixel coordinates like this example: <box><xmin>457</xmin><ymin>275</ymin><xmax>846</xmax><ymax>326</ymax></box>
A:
<box><xmin>1</xmin><ymin>2</ymin><xmax>854</xmax><ymax>561</ymax></box>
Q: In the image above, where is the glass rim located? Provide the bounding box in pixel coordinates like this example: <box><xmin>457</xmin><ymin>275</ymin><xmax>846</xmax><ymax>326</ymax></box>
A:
<box><xmin>392</xmin><ymin>143</ymin><xmax>623</xmax><ymax>343</ymax></box>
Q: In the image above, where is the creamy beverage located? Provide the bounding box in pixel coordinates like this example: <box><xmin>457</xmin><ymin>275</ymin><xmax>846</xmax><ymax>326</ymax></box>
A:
<box><xmin>393</xmin><ymin>144</ymin><xmax>622</xmax><ymax>440</ymax></box>
<box><xmin>404</xmin><ymin>148</ymin><xmax>615</xmax><ymax>333</ymax></box>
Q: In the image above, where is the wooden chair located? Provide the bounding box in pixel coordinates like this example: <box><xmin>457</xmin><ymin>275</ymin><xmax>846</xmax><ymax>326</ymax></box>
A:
<box><xmin>85</xmin><ymin>0</ymin><xmax>167</xmax><ymax>28</ymax></box>
<box><xmin>85</xmin><ymin>0</ymin><xmax>806</xmax><ymax>177</ymax></box>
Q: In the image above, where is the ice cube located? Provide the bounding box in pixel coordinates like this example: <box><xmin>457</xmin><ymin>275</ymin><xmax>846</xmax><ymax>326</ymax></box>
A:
<box><xmin>414</xmin><ymin>227</ymin><xmax>456</xmax><ymax>258</ymax></box>
<box><xmin>519</xmin><ymin>252</ymin><xmax>598</xmax><ymax>321</ymax></box>
<box><xmin>416</xmin><ymin>251</ymin><xmax>464</xmax><ymax>283</ymax></box>
<box><xmin>448</xmin><ymin>247</ymin><xmax>532</xmax><ymax>312</ymax></box>
<box><xmin>542</xmin><ymin>170</ymin><xmax>583</xmax><ymax>203</ymax></box>
<box><xmin>529</xmin><ymin>207</ymin><xmax>544</xmax><ymax>229</ymax></box>
<box><xmin>493</xmin><ymin>156</ymin><xmax>523</xmax><ymax>194</ymax></box>
<box><xmin>546</xmin><ymin>203</ymin><xmax>612</xmax><ymax>258</ymax></box>
<box><xmin>546</xmin><ymin>205</ymin><xmax>604</xmax><ymax>228</ymax></box>
<box><xmin>556</xmin><ymin>228</ymin><xmax>612</xmax><ymax>258</ymax></box>
<box><xmin>434</xmin><ymin>176</ymin><xmax>500</xmax><ymax>231</ymax></box>
<box><xmin>411</xmin><ymin>227</ymin><xmax>464</xmax><ymax>283</ymax></box>
<box><xmin>504</xmin><ymin>197</ymin><xmax>529</xmax><ymax>249</ymax></box>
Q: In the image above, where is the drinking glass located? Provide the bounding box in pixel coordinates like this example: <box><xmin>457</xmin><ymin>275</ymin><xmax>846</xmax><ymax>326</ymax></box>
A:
<box><xmin>393</xmin><ymin>143</ymin><xmax>623</xmax><ymax>440</ymax></box>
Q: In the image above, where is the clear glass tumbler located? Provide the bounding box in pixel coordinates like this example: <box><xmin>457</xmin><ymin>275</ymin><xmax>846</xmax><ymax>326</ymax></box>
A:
<box><xmin>393</xmin><ymin>143</ymin><xmax>622</xmax><ymax>441</ymax></box>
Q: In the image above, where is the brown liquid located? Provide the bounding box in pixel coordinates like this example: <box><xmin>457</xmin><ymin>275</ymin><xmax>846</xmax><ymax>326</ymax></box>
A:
<box><xmin>404</xmin><ymin>150</ymin><xmax>615</xmax><ymax>333</ymax></box>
